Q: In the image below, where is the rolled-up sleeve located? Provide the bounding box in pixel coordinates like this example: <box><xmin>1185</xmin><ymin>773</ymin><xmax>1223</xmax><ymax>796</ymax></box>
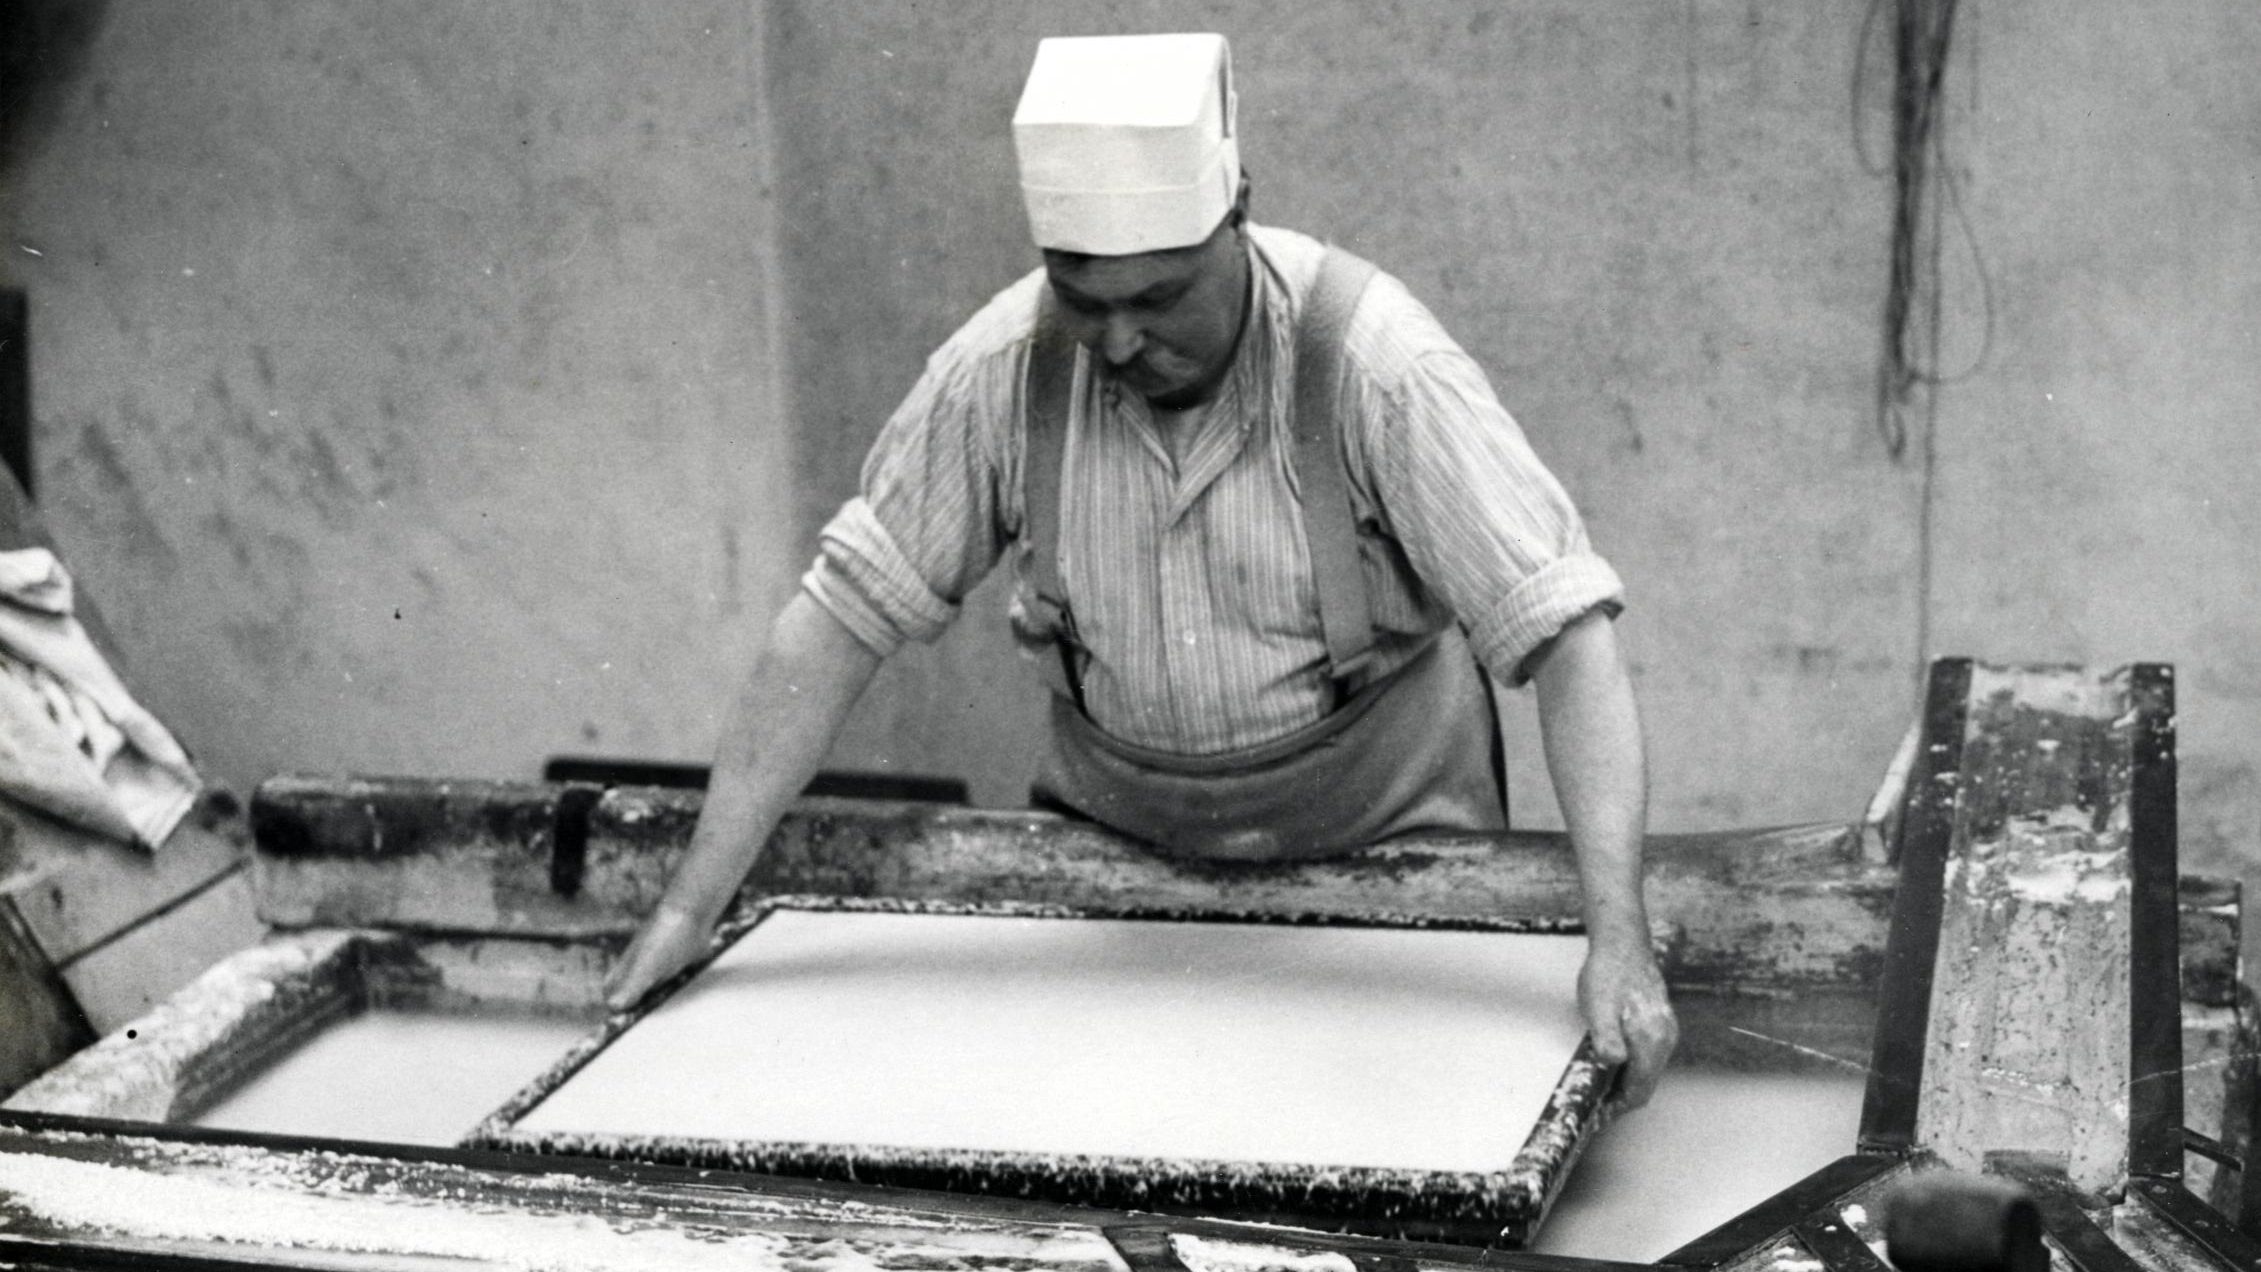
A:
<box><xmin>1362</xmin><ymin>330</ymin><xmax>1624</xmax><ymax>684</ymax></box>
<box><xmin>800</xmin><ymin>330</ymin><xmax>1022</xmax><ymax>658</ymax></box>
<box><xmin>1465</xmin><ymin>551</ymin><xmax>1624</xmax><ymax>682</ymax></box>
<box><xmin>802</xmin><ymin>497</ymin><xmax>963</xmax><ymax>654</ymax></box>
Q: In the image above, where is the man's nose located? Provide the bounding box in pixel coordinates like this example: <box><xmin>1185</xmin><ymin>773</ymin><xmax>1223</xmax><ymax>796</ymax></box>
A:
<box><xmin>1098</xmin><ymin>315</ymin><xmax>1146</xmax><ymax>366</ymax></box>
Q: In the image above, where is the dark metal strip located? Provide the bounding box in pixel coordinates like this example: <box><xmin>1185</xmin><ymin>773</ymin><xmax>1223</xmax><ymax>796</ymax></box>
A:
<box><xmin>541</xmin><ymin>756</ymin><xmax>973</xmax><ymax>804</ymax></box>
<box><xmin>1795</xmin><ymin>1215</ymin><xmax>1893</xmax><ymax>1272</ymax></box>
<box><xmin>2186</xmin><ymin>1127</ymin><xmax>2243</xmax><ymax>1172</ymax></box>
<box><xmin>1104</xmin><ymin>1225</ymin><xmax>1194</xmax><ymax>1271</ymax></box>
<box><xmin>2126</xmin><ymin>664</ymin><xmax>2185</xmax><ymax>1180</ymax></box>
<box><xmin>0</xmin><ymin>289</ymin><xmax>30</xmax><ymax>499</ymax></box>
<box><xmin>1989</xmin><ymin>1157</ymin><xmax>2145</xmax><ymax>1272</ymax></box>
<box><xmin>2129</xmin><ymin>1177</ymin><xmax>2261</xmax><ymax>1272</ymax></box>
<box><xmin>1858</xmin><ymin>657</ymin><xmax>1974</xmax><ymax>1154</ymax></box>
<box><xmin>0</xmin><ymin>1235</ymin><xmax>300</xmax><ymax>1272</ymax></box>
<box><xmin>1657</xmin><ymin>1153</ymin><xmax>1907</xmax><ymax>1267</ymax></box>
<box><xmin>547</xmin><ymin>782</ymin><xmax>601</xmax><ymax>898</ymax></box>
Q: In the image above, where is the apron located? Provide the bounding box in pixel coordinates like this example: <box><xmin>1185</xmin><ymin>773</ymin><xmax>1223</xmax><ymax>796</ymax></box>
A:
<box><xmin>1022</xmin><ymin>247</ymin><xmax>1506</xmax><ymax>862</ymax></box>
<box><xmin>1033</xmin><ymin>626</ymin><xmax>1506</xmax><ymax>860</ymax></box>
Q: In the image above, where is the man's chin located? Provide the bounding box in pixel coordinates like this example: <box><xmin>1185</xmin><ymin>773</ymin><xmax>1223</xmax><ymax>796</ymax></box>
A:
<box><xmin>1137</xmin><ymin>366</ymin><xmax>1232</xmax><ymax>409</ymax></box>
<box><xmin>1115</xmin><ymin>367</ymin><xmax>1177</xmax><ymax>398</ymax></box>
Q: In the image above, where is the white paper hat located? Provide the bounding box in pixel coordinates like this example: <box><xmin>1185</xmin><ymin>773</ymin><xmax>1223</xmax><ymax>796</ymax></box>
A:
<box><xmin>1012</xmin><ymin>33</ymin><xmax>1240</xmax><ymax>256</ymax></box>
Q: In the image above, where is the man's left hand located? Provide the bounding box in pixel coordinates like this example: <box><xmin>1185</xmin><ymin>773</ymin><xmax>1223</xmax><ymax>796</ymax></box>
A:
<box><xmin>1578</xmin><ymin>939</ymin><xmax>1679</xmax><ymax>1116</ymax></box>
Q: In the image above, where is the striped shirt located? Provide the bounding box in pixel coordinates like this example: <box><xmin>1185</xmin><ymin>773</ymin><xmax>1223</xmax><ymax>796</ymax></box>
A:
<box><xmin>804</xmin><ymin>225</ymin><xmax>1623</xmax><ymax>757</ymax></box>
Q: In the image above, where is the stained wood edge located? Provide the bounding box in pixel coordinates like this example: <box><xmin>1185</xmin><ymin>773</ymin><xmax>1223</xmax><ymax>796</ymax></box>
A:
<box><xmin>2</xmin><ymin>930</ymin><xmax>369</xmax><ymax>1121</ymax></box>
<box><xmin>469</xmin><ymin>899</ymin><xmax>1609</xmax><ymax>1247</ymax></box>
<box><xmin>0</xmin><ymin>1117</ymin><xmax>1576</xmax><ymax>1272</ymax></box>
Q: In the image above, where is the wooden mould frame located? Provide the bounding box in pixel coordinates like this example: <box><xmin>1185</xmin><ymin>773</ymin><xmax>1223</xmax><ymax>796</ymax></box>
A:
<box><xmin>466</xmin><ymin>892</ymin><xmax>1614</xmax><ymax>1249</ymax></box>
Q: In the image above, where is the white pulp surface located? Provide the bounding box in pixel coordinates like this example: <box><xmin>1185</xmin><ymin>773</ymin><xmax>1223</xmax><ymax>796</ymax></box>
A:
<box><xmin>518</xmin><ymin>910</ymin><xmax>1592</xmax><ymax>1174</ymax></box>
<box><xmin>1532</xmin><ymin>1066</ymin><xmax>1870</xmax><ymax>1261</ymax></box>
<box><xmin>190</xmin><ymin>1008</ymin><xmax>595</xmax><ymax>1146</ymax></box>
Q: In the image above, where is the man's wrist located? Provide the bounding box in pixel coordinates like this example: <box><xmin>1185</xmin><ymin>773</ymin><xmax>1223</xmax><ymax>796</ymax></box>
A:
<box><xmin>1584</xmin><ymin>917</ymin><xmax>1657</xmax><ymax>960</ymax></box>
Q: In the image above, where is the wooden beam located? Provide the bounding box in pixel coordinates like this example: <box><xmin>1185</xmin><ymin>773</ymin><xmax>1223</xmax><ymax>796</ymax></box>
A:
<box><xmin>250</xmin><ymin>778</ymin><xmax>601</xmax><ymax>935</ymax></box>
<box><xmin>57</xmin><ymin>865</ymin><xmax>266</xmax><ymax>1036</ymax></box>
<box><xmin>0</xmin><ymin>1116</ymin><xmax>1584</xmax><ymax>1272</ymax></box>
<box><xmin>1911</xmin><ymin>664</ymin><xmax>2168</xmax><ymax>1194</ymax></box>
<box><xmin>253</xmin><ymin>775</ymin><xmax>1894</xmax><ymax>991</ymax></box>
<box><xmin>246</xmin><ymin>773</ymin><xmax>2241</xmax><ymax>1011</ymax></box>
<box><xmin>0</xmin><ymin>803</ymin><xmax>249</xmax><ymax>967</ymax></box>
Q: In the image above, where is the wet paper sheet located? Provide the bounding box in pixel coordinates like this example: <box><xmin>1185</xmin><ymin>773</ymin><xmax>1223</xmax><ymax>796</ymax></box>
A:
<box><xmin>512</xmin><ymin>909</ymin><xmax>1590</xmax><ymax>1175</ymax></box>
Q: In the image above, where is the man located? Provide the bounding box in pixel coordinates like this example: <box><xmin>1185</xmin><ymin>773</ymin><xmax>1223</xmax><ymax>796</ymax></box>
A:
<box><xmin>606</xmin><ymin>33</ymin><xmax>1677</xmax><ymax>1111</ymax></box>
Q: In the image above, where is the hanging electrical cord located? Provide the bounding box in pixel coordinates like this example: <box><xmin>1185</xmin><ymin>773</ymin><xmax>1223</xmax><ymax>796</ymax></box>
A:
<box><xmin>1880</xmin><ymin>0</ymin><xmax>1956</xmax><ymax>460</ymax></box>
<box><xmin>1862</xmin><ymin>0</ymin><xmax>1994</xmax><ymax>463</ymax></box>
<box><xmin>1854</xmin><ymin>0</ymin><xmax>2000</xmax><ymax>673</ymax></box>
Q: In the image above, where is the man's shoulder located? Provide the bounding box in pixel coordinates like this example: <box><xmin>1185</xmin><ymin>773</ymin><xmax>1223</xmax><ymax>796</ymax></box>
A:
<box><xmin>1249</xmin><ymin>223</ymin><xmax>1329</xmax><ymax>289</ymax></box>
<box><xmin>1253</xmin><ymin>225</ymin><xmax>1467</xmax><ymax>388</ymax></box>
<box><xmin>928</xmin><ymin>268</ymin><xmax>1049</xmax><ymax>374</ymax></box>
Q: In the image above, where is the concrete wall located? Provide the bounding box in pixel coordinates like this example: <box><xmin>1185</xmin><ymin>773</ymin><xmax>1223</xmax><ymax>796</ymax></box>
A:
<box><xmin>0</xmin><ymin>1</ymin><xmax>798</xmax><ymax>792</ymax></box>
<box><xmin>1</xmin><ymin>3</ymin><xmax>2254</xmax><ymax>877</ymax></box>
<box><xmin>771</xmin><ymin>0</ymin><xmax>1922</xmax><ymax>825</ymax></box>
<box><xmin>1921</xmin><ymin>2</ymin><xmax>2261</xmax><ymax>882</ymax></box>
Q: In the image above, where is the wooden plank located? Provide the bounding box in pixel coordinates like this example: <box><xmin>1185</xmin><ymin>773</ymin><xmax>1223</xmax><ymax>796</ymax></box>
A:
<box><xmin>250</xmin><ymin>778</ymin><xmax>601</xmax><ymax>935</ymax></box>
<box><xmin>0</xmin><ymin>801</ymin><xmax>247</xmax><ymax>966</ymax></box>
<box><xmin>1912</xmin><ymin>664</ymin><xmax>2148</xmax><ymax>1195</ymax></box>
<box><xmin>246</xmin><ymin>771</ymin><xmax>2243</xmax><ymax>1009</ymax></box>
<box><xmin>54</xmin><ymin>868</ymin><xmax>267</xmax><ymax>1038</ymax></box>
<box><xmin>255</xmin><ymin>774</ymin><xmax>1898</xmax><ymax>993</ymax></box>
<box><xmin>611</xmin><ymin>792</ymin><xmax>1897</xmax><ymax>992</ymax></box>
<box><xmin>1860</xmin><ymin>657</ymin><xmax>1974</xmax><ymax>1154</ymax></box>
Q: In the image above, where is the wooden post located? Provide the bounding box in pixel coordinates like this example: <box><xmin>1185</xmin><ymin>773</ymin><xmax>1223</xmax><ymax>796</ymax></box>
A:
<box><xmin>1911</xmin><ymin>664</ymin><xmax>2171</xmax><ymax>1194</ymax></box>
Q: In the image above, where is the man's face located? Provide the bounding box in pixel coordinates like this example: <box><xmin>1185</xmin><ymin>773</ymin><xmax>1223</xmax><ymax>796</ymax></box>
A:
<box><xmin>1041</xmin><ymin>216</ymin><xmax>1249</xmax><ymax>408</ymax></box>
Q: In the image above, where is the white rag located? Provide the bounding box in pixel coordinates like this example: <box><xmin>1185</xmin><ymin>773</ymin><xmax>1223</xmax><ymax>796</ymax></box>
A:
<box><xmin>0</xmin><ymin>548</ymin><xmax>200</xmax><ymax>848</ymax></box>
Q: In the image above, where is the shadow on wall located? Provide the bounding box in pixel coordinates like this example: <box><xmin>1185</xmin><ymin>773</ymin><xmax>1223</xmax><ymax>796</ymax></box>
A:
<box><xmin>0</xmin><ymin>0</ymin><xmax>110</xmax><ymax>169</ymax></box>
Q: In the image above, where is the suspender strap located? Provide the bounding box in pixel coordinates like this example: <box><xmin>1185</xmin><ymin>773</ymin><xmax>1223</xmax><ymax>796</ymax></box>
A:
<box><xmin>1294</xmin><ymin>247</ymin><xmax>1381</xmax><ymax>683</ymax></box>
<box><xmin>1022</xmin><ymin>245</ymin><xmax>1381</xmax><ymax>697</ymax></box>
<box><xmin>1023</xmin><ymin>294</ymin><xmax>1084</xmax><ymax>705</ymax></box>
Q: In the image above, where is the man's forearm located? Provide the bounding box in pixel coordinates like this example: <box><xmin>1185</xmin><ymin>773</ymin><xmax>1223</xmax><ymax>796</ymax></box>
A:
<box><xmin>1530</xmin><ymin>609</ymin><xmax>1650</xmax><ymax>951</ymax></box>
<box><xmin>1530</xmin><ymin>607</ymin><xmax>1676</xmax><ymax>1108</ymax></box>
<box><xmin>658</xmin><ymin>591</ymin><xmax>884</xmax><ymax>928</ymax></box>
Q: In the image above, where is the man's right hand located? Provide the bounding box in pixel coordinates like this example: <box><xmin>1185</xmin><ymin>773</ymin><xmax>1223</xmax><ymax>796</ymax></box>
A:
<box><xmin>602</xmin><ymin>905</ymin><xmax>714</xmax><ymax>1012</ymax></box>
